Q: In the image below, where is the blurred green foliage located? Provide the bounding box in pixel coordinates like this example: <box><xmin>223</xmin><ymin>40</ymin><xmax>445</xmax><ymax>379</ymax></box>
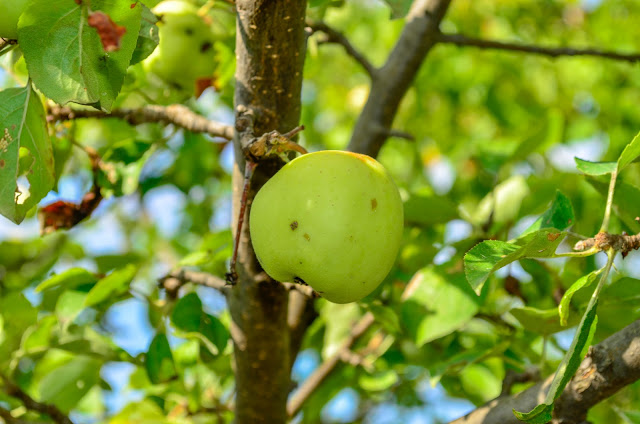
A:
<box><xmin>2</xmin><ymin>0</ymin><xmax>640</xmax><ymax>423</ymax></box>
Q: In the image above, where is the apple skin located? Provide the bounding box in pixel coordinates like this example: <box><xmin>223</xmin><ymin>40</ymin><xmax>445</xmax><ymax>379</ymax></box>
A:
<box><xmin>144</xmin><ymin>0</ymin><xmax>216</xmax><ymax>91</ymax></box>
<box><xmin>0</xmin><ymin>0</ymin><xmax>28</xmax><ymax>39</ymax></box>
<box><xmin>249</xmin><ymin>150</ymin><xmax>404</xmax><ymax>304</ymax></box>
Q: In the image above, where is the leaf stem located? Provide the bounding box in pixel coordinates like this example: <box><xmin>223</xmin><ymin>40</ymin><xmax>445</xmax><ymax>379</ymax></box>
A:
<box><xmin>600</xmin><ymin>169</ymin><xmax>618</xmax><ymax>233</ymax></box>
<box><xmin>555</xmin><ymin>247</ymin><xmax>599</xmax><ymax>258</ymax></box>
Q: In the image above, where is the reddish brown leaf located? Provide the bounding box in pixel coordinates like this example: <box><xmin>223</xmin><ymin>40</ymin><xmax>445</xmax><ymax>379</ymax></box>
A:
<box><xmin>88</xmin><ymin>11</ymin><xmax>127</xmax><ymax>52</ymax></box>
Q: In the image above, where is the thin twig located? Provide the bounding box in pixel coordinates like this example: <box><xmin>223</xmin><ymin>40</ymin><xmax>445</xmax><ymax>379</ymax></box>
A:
<box><xmin>287</xmin><ymin>312</ymin><xmax>375</xmax><ymax>417</ymax></box>
<box><xmin>159</xmin><ymin>269</ymin><xmax>231</xmax><ymax>298</ymax></box>
<box><xmin>0</xmin><ymin>38</ymin><xmax>17</xmax><ymax>51</ymax></box>
<box><xmin>226</xmin><ymin>161</ymin><xmax>257</xmax><ymax>284</ymax></box>
<box><xmin>437</xmin><ymin>33</ymin><xmax>640</xmax><ymax>63</ymax></box>
<box><xmin>0</xmin><ymin>376</ymin><xmax>73</xmax><ymax>424</ymax></box>
<box><xmin>306</xmin><ymin>20</ymin><xmax>377</xmax><ymax>77</ymax></box>
<box><xmin>48</xmin><ymin>104</ymin><xmax>234</xmax><ymax>140</ymax></box>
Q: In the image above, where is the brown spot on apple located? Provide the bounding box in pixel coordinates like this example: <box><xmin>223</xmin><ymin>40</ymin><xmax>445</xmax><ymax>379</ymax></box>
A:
<box><xmin>371</xmin><ymin>198</ymin><xmax>377</xmax><ymax>210</ymax></box>
<box><xmin>0</xmin><ymin>159</ymin><xmax>4</xmax><ymax>168</ymax></box>
<box><xmin>290</xmin><ymin>220</ymin><xmax>298</xmax><ymax>231</ymax></box>
<box><xmin>303</xmin><ymin>233</ymin><xmax>310</xmax><ymax>241</ymax></box>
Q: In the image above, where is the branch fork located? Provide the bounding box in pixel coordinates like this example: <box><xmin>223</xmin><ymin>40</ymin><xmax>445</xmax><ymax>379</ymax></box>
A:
<box><xmin>573</xmin><ymin>231</ymin><xmax>640</xmax><ymax>257</ymax></box>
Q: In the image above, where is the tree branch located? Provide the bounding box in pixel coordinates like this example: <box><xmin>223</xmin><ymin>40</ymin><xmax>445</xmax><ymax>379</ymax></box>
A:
<box><xmin>0</xmin><ymin>376</ymin><xmax>73</xmax><ymax>424</ymax></box>
<box><xmin>0</xmin><ymin>406</ymin><xmax>47</xmax><ymax>424</ymax></box>
<box><xmin>306</xmin><ymin>20</ymin><xmax>377</xmax><ymax>78</ymax></box>
<box><xmin>0</xmin><ymin>38</ymin><xmax>17</xmax><ymax>52</ymax></box>
<box><xmin>437</xmin><ymin>33</ymin><xmax>640</xmax><ymax>63</ymax></box>
<box><xmin>158</xmin><ymin>269</ymin><xmax>231</xmax><ymax>299</ymax></box>
<box><xmin>287</xmin><ymin>312</ymin><xmax>375</xmax><ymax>417</ymax></box>
<box><xmin>229</xmin><ymin>0</ymin><xmax>307</xmax><ymax>422</ymax></box>
<box><xmin>348</xmin><ymin>0</ymin><xmax>452</xmax><ymax>156</ymax></box>
<box><xmin>47</xmin><ymin>104</ymin><xmax>234</xmax><ymax>140</ymax></box>
<box><xmin>449</xmin><ymin>319</ymin><xmax>640</xmax><ymax>424</ymax></box>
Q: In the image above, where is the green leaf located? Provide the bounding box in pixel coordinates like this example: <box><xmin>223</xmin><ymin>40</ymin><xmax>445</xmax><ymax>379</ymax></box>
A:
<box><xmin>56</xmin><ymin>290</ymin><xmax>88</xmax><ymax>323</ymax></box>
<box><xmin>619</xmin><ymin>410</ymin><xmax>640</xmax><ymax>424</ymax></box>
<box><xmin>36</xmin><ymin>268</ymin><xmax>98</xmax><ymax>292</ymax></box>
<box><xmin>404</xmin><ymin>194</ymin><xmax>458</xmax><ymax>225</ymax></box>
<box><xmin>84</xmin><ymin>264</ymin><xmax>137</xmax><ymax>307</ymax></box>
<box><xmin>19</xmin><ymin>0</ymin><xmax>142</xmax><ymax>111</ymax></box>
<box><xmin>401</xmin><ymin>267</ymin><xmax>479</xmax><ymax>346</ymax></box>
<box><xmin>464</xmin><ymin>229</ymin><xmax>566</xmax><ymax>294</ymax></box>
<box><xmin>511</xmin><ymin>307</ymin><xmax>578</xmax><ymax>336</ymax></box>
<box><xmin>514</xmin><ymin>403</ymin><xmax>553</xmax><ymax>424</ymax></box>
<box><xmin>39</xmin><ymin>356</ymin><xmax>101</xmax><ymax>412</ymax></box>
<box><xmin>617</xmin><ymin>130</ymin><xmax>640</xmax><ymax>172</ymax></box>
<box><xmin>358</xmin><ymin>369</ymin><xmax>398</xmax><ymax>392</ymax></box>
<box><xmin>0</xmin><ymin>85</ymin><xmax>54</xmax><ymax>223</ymax></box>
<box><xmin>172</xmin><ymin>292</ymin><xmax>203</xmax><ymax>332</ymax></box>
<box><xmin>0</xmin><ymin>293</ymin><xmax>38</xmax><ymax>362</ymax></box>
<box><xmin>515</xmin><ymin>277</ymin><xmax>601</xmax><ymax>422</ymax></box>
<box><xmin>129</xmin><ymin>4</ymin><xmax>159</xmax><ymax>65</ymax></box>
<box><xmin>587</xmin><ymin>178</ymin><xmax>640</xmax><ymax>234</ymax></box>
<box><xmin>473</xmin><ymin>176</ymin><xmax>529</xmax><ymax>228</ymax></box>
<box><xmin>108</xmin><ymin>399</ymin><xmax>168</xmax><ymax>423</ymax></box>
<box><xmin>574</xmin><ymin>158</ymin><xmax>617</xmax><ymax>176</ymax></box>
<box><xmin>522</xmin><ymin>191</ymin><xmax>574</xmax><ymax>236</ymax></box>
<box><xmin>146</xmin><ymin>333</ymin><xmax>177</xmax><ymax>384</ymax></box>
<box><xmin>558</xmin><ymin>271</ymin><xmax>599</xmax><ymax>326</ymax></box>
<box><xmin>171</xmin><ymin>293</ymin><xmax>229</xmax><ymax>356</ymax></box>
<box><xmin>367</xmin><ymin>303</ymin><xmax>401</xmax><ymax>334</ymax></box>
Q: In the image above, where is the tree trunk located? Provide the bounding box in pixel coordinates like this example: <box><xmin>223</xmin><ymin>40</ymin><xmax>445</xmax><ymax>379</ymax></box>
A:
<box><xmin>228</xmin><ymin>1</ymin><xmax>307</xmax><ymax>423</ymax></box>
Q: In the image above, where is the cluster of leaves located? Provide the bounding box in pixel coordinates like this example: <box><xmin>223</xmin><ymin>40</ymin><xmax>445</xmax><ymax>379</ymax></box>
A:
<box><xmin>2</xmin><ymin>0</ymin><xmax>640</xmax><ymax>423</ymax></box>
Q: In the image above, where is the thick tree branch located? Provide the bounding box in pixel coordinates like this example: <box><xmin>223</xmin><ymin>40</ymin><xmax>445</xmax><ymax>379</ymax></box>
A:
<box><xmin>287</xmin><ymin>312</ymin><xmax>375</xmax><ymax>417</ymax></box>
<box><xmin>306</xmin><ymin>20</ymin><xmax>377</xmax><ymax>77</ymax></box>
<box><xmin>348</xmin><ymin>0</ymin><xmax>452</xmax><ymax>156</ymax></box>
<box><xmin>48</xmin><ymin>104</ymin><xmax>234</xmax><ymax>140</ymax></box>
<box><xmin>0</xmin><ymin>376</ymin><xmax>73</xmax><ymax>424</ymax></box>
<box><xmin>229</xmin><ymin>0</ymin><xmax>307</xmax><ymax>423</ymax></box>
<box><xmin>437</xmin><ymin>33</ymin><xmax>640</xmax><ymax>63</ymax></box>
<box><xmin>450</xmin><ymin>319</ymin><xmax>640</xmax><ymax>424</ymax></box>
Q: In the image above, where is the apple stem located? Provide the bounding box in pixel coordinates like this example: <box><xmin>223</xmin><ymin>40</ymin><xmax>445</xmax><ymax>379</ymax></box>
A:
<box><xmin>226</xmin><ymin>160</ymin><xmax>258</xmax><ymax>285</ymax></box>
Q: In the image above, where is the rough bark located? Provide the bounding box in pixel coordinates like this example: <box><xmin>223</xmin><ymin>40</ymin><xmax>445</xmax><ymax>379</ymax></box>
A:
<box><xmin>228</xmin><ymin>1</ymin><xmax>307</xmax><ymax>423</ymax></box>
<box><xmin>347</xmin><ymin>0</ymin><xmax>452</xmax><ymax>156</ymax></box>
<box><xmin>450</xmin><ymin>319</ymin><xmax>640</xmax><ymax>424</ymax></box>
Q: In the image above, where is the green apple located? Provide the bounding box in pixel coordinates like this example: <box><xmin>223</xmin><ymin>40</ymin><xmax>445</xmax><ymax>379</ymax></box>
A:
<box><xmin>0</xmin><ymin>0</ymin><xmax>28</xmax><ymax>39</ymax></box>
<box><xmin>249</xmin><ymin>150</ymin><xmax>404</xmax><ymax>304</ymax></box>
<box><xmin>144</xmin><ymin>0</ymin><xmax>216</xmax><ymax>91</ymax></box>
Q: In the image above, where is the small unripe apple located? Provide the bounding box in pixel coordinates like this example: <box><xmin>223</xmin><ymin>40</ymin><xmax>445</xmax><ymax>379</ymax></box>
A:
<box><xmin>249</xmin><ymin>150</ymin><xmax>404</xmax><ymax>303</ymax></box>
<box><xmin>144</xmin><ymin>0</ymin><xmax>216</xmax><ymax>91</ymax></box>
<box><xmin>0</xmin><ymin>0</ymin><xmax>28</xmax><ymax>39</ymax></box>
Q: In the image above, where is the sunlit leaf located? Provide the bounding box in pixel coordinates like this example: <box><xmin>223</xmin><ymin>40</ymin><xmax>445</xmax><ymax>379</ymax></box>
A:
<box><xmin>19</xmin><ymin>0</ymin><xmax>142</xmax><ymax>111</ymax></box>
<box><xmin>617</xmin><ymin>130</ymin><xmax>640</xmax><ymax>172</ymax></box>
<box><xmin>522</xmin><ymin>191</ymin><xmax>574</xmax><ymax>236</ymax></box>
<box><xmin>84</xmin><ymin>264</ymin><xmax>137</xmax><ymax>307</ymax></box>
<box><xmin>0</xmin><ymin>85</ymin><xmax>54</xmax><ymax>223</ymax></box>
<box><xmin>402</xmin><ymin>267</ymin><xmax>479</xmax><ymax>346</ymax></box>
<box><xmin>559</xmin><ymin>270</ymin><xmax>599</xmax><ymax>327</ymax></box>
<box><xmin>39</xmin><ymin>356</ymin><xmax>102</xmax><ymax>412</ymax></box>
<box><xmin>574</xmin><ymin>158</ymin><xmax>617</xmax><ymax>176</ymax></box>
<box><xmin>465</xmin><ymin>229</ymin><xmax>566</xmax><ymax>294</ymax></box>
<box><xmin>146</xmin><ymin>333</ymin><xmax>177</xmax><ymax>384</ymax></box>
<box><xmin>36</xmin><ymin>268</ymin><xmax>98</xmax><ymax>292</ymax></box>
